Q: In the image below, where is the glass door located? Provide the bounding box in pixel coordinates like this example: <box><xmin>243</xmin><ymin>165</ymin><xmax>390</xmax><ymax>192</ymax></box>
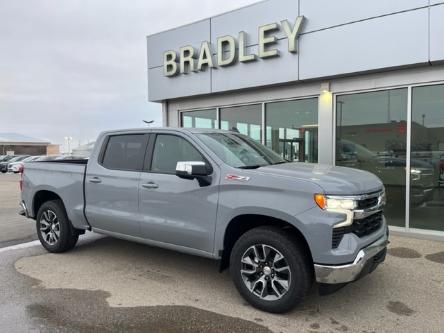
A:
<box><xmin>410</xmin><ymin>84</ymin><xmax>444</xmax><ymax>231</ymax></box>
<box><xmin>265</xmin><ymin>98</ymin><xmax>318</xmax><ymax>163</ymax></box>
<box><xmin>336</xmin><ymin>89</ymin><xmax>408</xmax><ymax>227</ymax></box>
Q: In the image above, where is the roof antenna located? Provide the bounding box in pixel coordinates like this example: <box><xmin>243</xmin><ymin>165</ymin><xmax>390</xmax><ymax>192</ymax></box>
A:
<box><xmin>230</xmin><ymin>127</ymin><xmax>240</xmax><ymax>133</ymax></box>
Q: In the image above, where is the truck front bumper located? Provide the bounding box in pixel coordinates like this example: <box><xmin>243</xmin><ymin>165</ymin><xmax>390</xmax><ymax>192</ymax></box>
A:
<box><xmin>314</xmin><ymin>231</ymin><xmax>388</xmax><ymax>284</ymax></box>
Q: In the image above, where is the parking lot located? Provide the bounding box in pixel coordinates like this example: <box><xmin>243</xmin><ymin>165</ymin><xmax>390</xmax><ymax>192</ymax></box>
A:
<box><xmin>1</xmin><ymin>172</ymin><xmax>444</xmax><ymax>332</ymax></box>
<box><xmin>0</xmin><ymin>173</ymin><xmax>37</xmax><ymax>248</ymax></box>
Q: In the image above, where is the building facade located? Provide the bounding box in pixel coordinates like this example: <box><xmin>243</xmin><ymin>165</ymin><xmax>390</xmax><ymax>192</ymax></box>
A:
<box><xmin>147</xmin><ymin>0</ymin><xmax>444</xmax><ymax>238</ymax></box>
<box><xmin>0</xmin><ymin>133</ymin><xmax>58</xmax><ymax>156</ymax></box>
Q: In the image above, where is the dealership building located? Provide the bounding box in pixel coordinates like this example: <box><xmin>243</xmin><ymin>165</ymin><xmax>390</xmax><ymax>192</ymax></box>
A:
<box><xmin>147</xmin><ymin>0</ymin><xmax>444</xmax><ymax>238</ymax></box>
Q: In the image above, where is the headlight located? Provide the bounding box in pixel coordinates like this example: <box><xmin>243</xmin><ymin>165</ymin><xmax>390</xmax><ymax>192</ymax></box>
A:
<box><xmin>379</xmin><ymin>188</ymin><xmax>387</xmax><ymax>206</ymax></box>
<box><xmin>314</xmin><ymin>194</ymin><xmax>357</xmax><ymax>210</ymax></box>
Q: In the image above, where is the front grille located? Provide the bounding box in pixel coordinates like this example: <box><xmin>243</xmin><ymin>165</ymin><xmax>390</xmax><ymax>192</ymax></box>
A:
<box><xmin>332</xmin><ymin>212</ymin><xmax>383</xmax><ymax>249</ymax></box>
<box><xmin>357</xmin><ymin>196</ymin><xmax>379</xmax><ymax>210</ymax></box>
<box><xmin>353</xmin><ymin>212</ymin><xmax>383</xmax><ymax>237</ymax></box>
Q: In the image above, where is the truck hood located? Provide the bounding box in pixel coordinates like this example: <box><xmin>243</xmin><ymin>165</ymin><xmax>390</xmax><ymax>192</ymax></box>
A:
<box><xmin>256</xmin><ymin>163</ymin><xmax>383</xmax><ymax>195</ymax></box>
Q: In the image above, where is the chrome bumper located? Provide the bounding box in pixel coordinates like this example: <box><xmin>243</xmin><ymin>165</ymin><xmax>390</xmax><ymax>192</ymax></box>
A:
<box><xmin>19</xmin><ymin>200</ymin><xmax>29</xmax><ymax>218</ymax></box>
<box><xmin>314</xmin><ymin>232</ymin><xmax>388</xmax><ymax>284</ymax></box>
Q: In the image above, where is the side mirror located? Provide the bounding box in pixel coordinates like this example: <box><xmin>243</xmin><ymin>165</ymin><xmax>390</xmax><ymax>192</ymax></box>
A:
<box><xmin>176</xmin><ymin>161</ymin><xmax>211</xmax><ymax>179</ymax></box>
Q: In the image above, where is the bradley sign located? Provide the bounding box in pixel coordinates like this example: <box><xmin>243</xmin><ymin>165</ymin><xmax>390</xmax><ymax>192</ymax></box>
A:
<box><xmin>163</xmin><ymin>16</ymin><xmax>305</xmax><ymax>77</ymax></box>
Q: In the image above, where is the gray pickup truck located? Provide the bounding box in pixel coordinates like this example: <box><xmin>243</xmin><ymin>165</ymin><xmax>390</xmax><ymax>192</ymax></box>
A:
<box><xmin>20</xmin><ymin>128</ymin><xmax>388</xmax><ymax>313</ymax></box>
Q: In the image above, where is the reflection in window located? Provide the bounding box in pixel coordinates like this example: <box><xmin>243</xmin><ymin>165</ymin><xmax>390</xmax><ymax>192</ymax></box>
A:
<box><xmin>265</xmin><ymin>98</ymin><xmax>318</xmax><ymax>163</ymax></box>
<box><xmin>336</xmin><ymin>89</ymin><xmax>408</xmax><ymax>227</ymax></box>
<box><xmin>151</xmin><ymin>135</ymin><xmax>205</xmax><ymax>174</ymax></box>
<box><xmin>181</xmin><ymin>109</ymin><xmax>217</xmax><ymax>129</ymax></box>
<box><xmin>219</xmin><ymin>104</ymin><xmax>262</xmax><ymax>142</ymax></box>
<box><xmin>410</xmin><ymin>85</ymin><xmax>444</xmax><ymax>231</ymax></box>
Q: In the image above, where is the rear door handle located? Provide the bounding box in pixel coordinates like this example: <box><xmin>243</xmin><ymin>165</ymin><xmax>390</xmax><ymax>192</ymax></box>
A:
<box><xmin>89</xmin><ymin>177</ymin><xmax>102</xmax><ymax>184</ymax></box>
<box><xmin>142</xmin><ymin>182</ymin><xmax>159</xmax><ymax>189</ymax></box>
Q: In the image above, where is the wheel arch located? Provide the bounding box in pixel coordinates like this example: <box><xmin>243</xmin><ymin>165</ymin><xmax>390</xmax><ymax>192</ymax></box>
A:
<box><xmin>32</xmin><ymin>190</ymin><xmax>65</xmax><ymax>218</ymax></box>
<box><xmin>219</xmin><ymin>214</ymin><xmax>313</xmax><ymax>272</ymax></box>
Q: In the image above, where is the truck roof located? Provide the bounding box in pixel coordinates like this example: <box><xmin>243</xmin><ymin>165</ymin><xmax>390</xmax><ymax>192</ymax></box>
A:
<box><xmin>100</xmin><ymin>127</ymin><xmax>236</xmax><ymax>136</ymax></box>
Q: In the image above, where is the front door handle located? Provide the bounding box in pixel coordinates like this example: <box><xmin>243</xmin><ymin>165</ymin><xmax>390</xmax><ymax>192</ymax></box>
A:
<box><xmin>142</xmin><ymin>182</ymin><xmax>159</xmax><ymax>189</ymax></box>
<box><xmin>89</xmin><ymin>177</ymin><xmax>102</xmax><ymax>184</ymax></box>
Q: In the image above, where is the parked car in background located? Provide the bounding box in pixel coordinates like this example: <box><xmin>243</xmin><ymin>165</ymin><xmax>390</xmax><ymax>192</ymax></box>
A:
<box><xmin>9</xmin><ymin>156</ymin><xmax>43</xmax><ymax>173</ymax></box>
<box><xmin>55</xmin><ymin>155</ymin><xmax>87</xmax><ymax>161</ymax></box>
<box><xmin>0</xmin><ymin>155</ymin><xmax>16</xmax><ymax>163</ymax></box>
<box><xmin>337</xmin><ymin>139</ymin><xmax>435</xmax><ymax>207</ymax></box>
<box><xmin>0</xmin><ymin>155</ymin><xmax>29</xmax><ymax>173</ymax></box>
<box><xmin>34</xmin><ymin>156</ymin><xmax>61</xmax><ymax>162</ymax></box>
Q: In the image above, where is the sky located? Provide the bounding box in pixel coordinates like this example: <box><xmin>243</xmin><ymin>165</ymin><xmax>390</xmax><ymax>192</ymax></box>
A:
<box><xmin>0</xmin><ymin>0</ymin><xmax>258</xmax><ymax>151</ymax></box>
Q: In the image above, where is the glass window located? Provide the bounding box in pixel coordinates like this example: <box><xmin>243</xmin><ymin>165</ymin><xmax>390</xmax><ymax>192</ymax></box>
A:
<box><xmin>197</xmin><ymin>133</ymin><xmax>284</xmax><ymax>169</ymax></box>
<box><xmin>220</xmin><ymin>104</ymin><xmax>262</xmax><ymax>142</ymax></box>
<box><xmin>102</xmin><ymin>135</ymin><xmax>147</xmax><ymax>171</ymax></box>
<box><xmin>266</xmin><ymin>98</ymin><xmax>318</xmax><ymax>162</ymax></box>
<box><xmin>151</xmin><ymin>134</ymin><xmax>205</xmax><ymax>174</ymax></box>
<box><xmin>336</xmin><ymin>89</ymin><xmax>408</xmax><ymax>227</ymax></box>
<box><xmin>410</xmin><ymin>85</ymin><xmax>444</xmax><ymax>231</ymax></box>
<box><xmin>181</xmin><ymin>109</ymin><xmax>217</xmax><ymax>129</ymax></box>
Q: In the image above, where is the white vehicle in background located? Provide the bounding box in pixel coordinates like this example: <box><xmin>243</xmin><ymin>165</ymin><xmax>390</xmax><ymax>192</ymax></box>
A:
<box><xmin>1</xmin><ymin>155</ymin><xmax>29</xmax><ymax>173</ymax></box>
<box><xmin>9</xmin><ymin>156</ymin><xmax>43</xmax><ymax>173</ymax></box>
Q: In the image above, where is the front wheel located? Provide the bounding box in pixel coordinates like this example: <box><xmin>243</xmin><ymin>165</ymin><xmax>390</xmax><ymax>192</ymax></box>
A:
<box><xmin>36</xmin><ymin>200</ymin><xmax>79</xmax><ymax>253</ymax></box>
<box><xmin>230</xmin><ymin>226</ymin><xmax>312</xmax><ymax>313</ymax></box>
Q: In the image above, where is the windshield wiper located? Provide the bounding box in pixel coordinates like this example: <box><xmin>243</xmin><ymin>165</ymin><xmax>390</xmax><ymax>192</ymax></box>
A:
<box><xmin>272</xmin><ymin>161</ymin><xmax>288</xmax><ymax>165</ymax></box>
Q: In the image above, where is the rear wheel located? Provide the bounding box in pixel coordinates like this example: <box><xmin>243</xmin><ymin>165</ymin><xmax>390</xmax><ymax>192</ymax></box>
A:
<box><xmin>230</xmin><ymin>226</ymin><xmax>312</xmax><ymax>313</ymax></box>
<box><xmin>36</xmin><ymin>200</ymin><xmax>79</xmax><ymax>253</ymax></box>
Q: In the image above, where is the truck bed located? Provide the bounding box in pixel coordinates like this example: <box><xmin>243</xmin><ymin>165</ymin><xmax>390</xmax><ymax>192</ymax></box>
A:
<box><xmin>22</xmin><ymin>160</ymin><xmax>90</xmax><ymax>230</ymax></box>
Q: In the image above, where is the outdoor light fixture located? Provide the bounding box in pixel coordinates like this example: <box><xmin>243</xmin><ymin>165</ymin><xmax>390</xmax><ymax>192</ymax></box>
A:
<box><xmin>320</xmin><ymin>81</ymin><xmax>331</xmax><ymax>94</ymax></box>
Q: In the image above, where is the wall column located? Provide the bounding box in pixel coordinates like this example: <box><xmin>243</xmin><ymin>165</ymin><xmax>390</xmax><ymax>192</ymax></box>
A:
<box><xmin>318</xmin><ymin>83</ymin><xmax>334</xmax><ymax>165</ymax></box>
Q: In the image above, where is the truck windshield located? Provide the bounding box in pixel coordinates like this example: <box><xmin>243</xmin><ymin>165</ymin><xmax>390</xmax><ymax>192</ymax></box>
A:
<box><xmin>197</xmin><ymin>133</ymin><xmax>286</xmax><ymax>169</ymax></box>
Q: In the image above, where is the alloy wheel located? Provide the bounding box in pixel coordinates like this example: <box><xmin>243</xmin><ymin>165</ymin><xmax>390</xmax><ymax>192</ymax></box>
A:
<box><xmin>39</xmin><ymin>209</ymin><xmax>60</xmax><ymax>246</ymax></box>
<box><xmin>240</xmin><ymin>244</ymin><xmax>291</xmax><ymax>301</ymax></box>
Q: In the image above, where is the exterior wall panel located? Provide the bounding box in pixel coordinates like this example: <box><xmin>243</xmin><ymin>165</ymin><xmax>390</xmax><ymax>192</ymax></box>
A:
<box><xmin>147</xmin><ymin>19</ymin><xmax>211</xmax><ymax>69</ymax></box>
<box><xmin>430</xmin><ymin>4</ymin><xmax>444</xmax><ymax>63</ymax></box>
<box><xmin>148</xmin><ymin>66</ymin><xmax>211</xmax><ymax>102</ymax></box>
<box><xmin>211</xmin><ymin>41</ymin><xmax>298</xmax><ymax>93</ymax></box>
<box><xmin>147</xmin><ymin>0</ymin><xmax>441</xmax><ymax>102</ymax></box>
<box><xmin>210</xmin><ymin>0</ymin><xmax>299</xmax><ymax>47</ymax></box>
<box><xmin>299</xmin><ymin>9</ymin><xmax>429</xmax><ymax>80</ymax></box>
<box><xmin>300</xmin><ymin>0</ymin><xmax>428</xmax><ymax>32</ymax></box>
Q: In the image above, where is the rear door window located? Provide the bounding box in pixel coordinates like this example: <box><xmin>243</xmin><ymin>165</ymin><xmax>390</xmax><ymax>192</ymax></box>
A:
<box><xmin>102</xmin><ymin>134</ymin><xmax>148</xmax><ymax>171</ymax></box>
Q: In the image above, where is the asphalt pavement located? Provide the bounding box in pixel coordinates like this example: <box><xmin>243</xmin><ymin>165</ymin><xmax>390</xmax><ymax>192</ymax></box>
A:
<box><xmin>1</xmin><ymin>172</ymin><xmax>444</xmax><ymax>332</ymax></box>
<box><xmin>0</xmin><ymin>173</ymin><xmax>37</xmax><ymax>248</ymax></box>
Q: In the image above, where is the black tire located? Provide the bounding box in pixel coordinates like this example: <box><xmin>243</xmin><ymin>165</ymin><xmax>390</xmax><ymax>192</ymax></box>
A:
<box><xmin>230</xmin><ymin>226</ymin><xmax>312</xmax><ymax>313</ymax></box>
<box><xmin>36</xmin><ymin>199</ymin><xmax>79</xmax><ymax>253</ymax></box>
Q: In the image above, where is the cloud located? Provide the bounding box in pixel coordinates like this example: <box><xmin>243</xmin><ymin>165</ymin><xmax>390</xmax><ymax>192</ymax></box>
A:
<box><xmin>0</xmin><ymin>0</ymin><xmax>258</xmax><ymax>148</ymax></box>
